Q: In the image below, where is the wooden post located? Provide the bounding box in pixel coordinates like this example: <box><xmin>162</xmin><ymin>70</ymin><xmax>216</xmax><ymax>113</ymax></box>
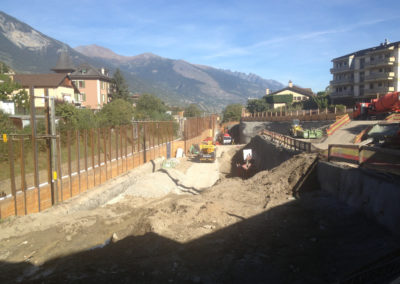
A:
<box><xmin>56</xmin><ymin>136</ymin><xmax>63</xmax><ymax>202</ymax></box>
<box><xmin>109</xmin><ymin>128</ymin><xmax>112</xmax><ymax>173</ymax></box>
<box><xmin>91</xmin><ymin>129</ymin><xmax>95</xmax><ymax>186</ymax></box>
<box><xmin>44</xmin><ymin>93</ymin><xmax>53</xmax><ymax>204</ymax></box>
<box><xmin>67</xmin><ymin>131</ymin><xmax>72</xmax><ymax>197</ymax></box>
<box><xmin>76</xmin><ymin>130</ymin><xmax>81</xmax><ymax>193</ymax></box>
<box><xmin>8</xmin><ymin>136</ymin><xmax>17</xmax><ymax>216</ymax></box>
<box><xmin>115</xmin><ymin>127</ymin><xmax>119</xmax><ymax>174</ymax></box>
<box><xmin>84</xmin><ymin>129</ymin><xmax>88</xmax><ymax>190</ymax></box>
<box><xmin>137</xmin><ymin>123</ymin><xmax>141</xmax><ymax>165</ymax></box>
<box><xmin>143</xmin><ymin>123</ymin><xmax>147</xmax><ymax>163</ymax></box>
<box><xmin>98</xmin><ymin>128</ymin><xmax>102</xmax><ymax>181</ymax></box>
<box><xmin>20</xmin><ymin>138</ymin><xmax>27</xmax><ymax>215</ymax></box>
<box><xmin>29</xmin><ymin>86</ymin><xmax>40</xmax><ymax>211</ymax></box>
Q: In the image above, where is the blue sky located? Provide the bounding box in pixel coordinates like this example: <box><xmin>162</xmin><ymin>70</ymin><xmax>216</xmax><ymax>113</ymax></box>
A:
<box><xmin>2</xmin><ymin>0</ymin><xmax>400</xmax><ymax>92</ymax></box>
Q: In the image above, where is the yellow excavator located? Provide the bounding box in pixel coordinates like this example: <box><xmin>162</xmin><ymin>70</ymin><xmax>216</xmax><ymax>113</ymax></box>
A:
<box><xmin>289</xmin><ymin>119</ymin><xmax>303</xmax><ymax>137</ymax></box>
<box><xmin>198</xmin><ymin>138</ymin><xmax>216</xmax><ymax>162</ymax></box>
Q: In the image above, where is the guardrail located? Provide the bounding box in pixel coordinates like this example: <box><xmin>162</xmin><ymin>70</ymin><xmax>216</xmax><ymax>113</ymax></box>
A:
<box><xmin>242</xmin><ymin>108</ymin><xmax>352</xmax><ymax>122</ymax></box>
<box><xmin>261</xmin><ymin>129</ymin><xmax>313</xmax><ymax>153</ymax></box>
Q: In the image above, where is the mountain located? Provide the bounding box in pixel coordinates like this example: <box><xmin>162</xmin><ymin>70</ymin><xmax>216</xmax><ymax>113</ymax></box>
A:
<box><xmin>0</xmin><ymin>11</ymin><xmax>284</xmax><ymax>111</ymax></box>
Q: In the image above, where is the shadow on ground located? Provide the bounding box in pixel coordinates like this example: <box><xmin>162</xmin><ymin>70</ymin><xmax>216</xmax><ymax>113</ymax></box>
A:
<box><xmin>1</xmin><ymin>184</ymin><xmax>399</xmax><ymax>283</ymax></box>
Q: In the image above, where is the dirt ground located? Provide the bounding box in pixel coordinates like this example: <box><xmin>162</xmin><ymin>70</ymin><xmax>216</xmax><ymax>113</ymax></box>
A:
<box><xmin>0</xmin><ymin>140</ymin><xmax>399</xmax><ymax>283</ymax></box>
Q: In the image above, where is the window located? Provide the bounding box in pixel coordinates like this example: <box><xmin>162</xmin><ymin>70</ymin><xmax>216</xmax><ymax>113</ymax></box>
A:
<box><xmin>73</xmin><ymin>80</ymin><xmax>85</xmax><ymax>88</ymax></box>
<box><xmin>378</xmin><ymin>82</ymin><xmax>382</xmax><ymax>87</ymax></box>
<box><xmin>81</xmin><ymin>93</ymin><xmax>86</xmax><ymax>101</ymax></box>
<box><xmin>370</xmin><ymin>83</ymin><xmax>374</xmax><ymax>89</ymax></box>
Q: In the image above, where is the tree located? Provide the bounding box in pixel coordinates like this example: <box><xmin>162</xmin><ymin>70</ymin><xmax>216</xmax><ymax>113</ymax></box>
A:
<box><xmin>12</xmin><ymin>89</ymin><xmax>29</xmax><ymax>114</ymax></box>
<box><xmin>135</xmin><ymin>93</ymin><xmax>170</xmax><ymax>120</ymax></box>
<box><xmin>246</xmin><ymin>98</ymin><xmax>269</xmax><ymax>114</ymax></box>
<box><xmin>0</xmin><ymin>61</ymin><xmax>10</xmax><ymax>74</ymax></box>
<box><xmin>0</xmin><ymin>74</ymin><xmax>21</xmax><ymax>101</ymax></box>
<box><xmin>110</xmin><ymin>68</ymin><xmax>130</xmax><ymax>101</ymax></box>
<box><xmin>184</xmin><ymin>104</ymin><xmax>202</xmax><ymax>117</ymax></box>
<box><xmin>56</xmin><ymin>102</ymin><xmax>79</xmax><ymax>130</ymax></box>
<box><xmin>97</xmin><ymin>99</ymin><xmax>134</xmax><ymax>126</ymax></box>
<box><xmin>222</xmin><ymin>104</ymin><xmax>243</xmax><ymax>122</ymax></box>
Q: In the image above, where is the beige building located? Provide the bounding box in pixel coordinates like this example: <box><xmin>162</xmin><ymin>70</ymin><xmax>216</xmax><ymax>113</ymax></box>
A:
<box><xmin>330</xmin><ymin>39</ymin><xmax>400</xmax><ymax>105</ymax></box>
<box><xmin>265</xmin><ymin>80</ymin><xmax>314</xmax><ymax>108</ymax></box>
<box><xmin>12</xmin><ymin>73</ymin><xmax>80</xmax><ymax>108</ymax></box>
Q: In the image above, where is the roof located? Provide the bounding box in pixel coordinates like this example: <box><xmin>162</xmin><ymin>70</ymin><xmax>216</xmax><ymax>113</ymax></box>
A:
<box><xmin>267</xmin><ymin>85</ymin><xmax>314</xmax><ymax>97</ymax></box>
<box><xmin>13</xmin><ymin>73</ymin><xmax>72</xmax><ymax>88</ymax></box>
<box><xmin>52</xmin><ymin>51</ymin><xmax>75</xmax><ymax>73</ymax></box>
<box><xmin>332</xmin><ymin>40</ymin><xmax>400</xmax><ymax>61</ymax></box>
<box><xmin>70</xmin><ymin>64</ymin><xmax>112</xmax><ymax>81</ymax></box>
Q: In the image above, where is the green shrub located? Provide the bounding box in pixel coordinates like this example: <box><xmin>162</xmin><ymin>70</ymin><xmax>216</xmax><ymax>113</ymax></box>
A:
<box><xmin>97</xmin><ymin>99</ymin><xmax>135</xmax><ymax>126</ymax></box>
<box><xmin>265</xmin><ymin>94</ymin><xmax>293</xmax><ymax>104</ymax></box>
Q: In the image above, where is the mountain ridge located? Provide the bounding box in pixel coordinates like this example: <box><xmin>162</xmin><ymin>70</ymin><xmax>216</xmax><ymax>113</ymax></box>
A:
<box><xmin>0</xmin><ymin>10</ymin><xmax>284</xmax><ymax>111</ymax></box>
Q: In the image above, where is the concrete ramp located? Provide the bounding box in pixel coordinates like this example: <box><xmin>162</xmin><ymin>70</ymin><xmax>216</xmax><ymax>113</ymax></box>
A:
<box><xmin>313</xmin><ymin>120</ymin><xmax>378</xmax><ymax>150</ymax></box>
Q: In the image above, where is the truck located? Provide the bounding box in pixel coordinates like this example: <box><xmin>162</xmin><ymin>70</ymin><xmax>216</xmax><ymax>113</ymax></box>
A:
<box><xmin>222</xmin><ymin>133</ymin><xmax>232</xmax><ymax>145</ymax></box>
<box><xmin>353</xmin><ymin>91</ymin><xmax>400</xmax><ymax>119</ymax></box>
<box><xmin>198</xmin><ymin>139</ymin><xmax>216</xmax><ymax>162</ymax></box>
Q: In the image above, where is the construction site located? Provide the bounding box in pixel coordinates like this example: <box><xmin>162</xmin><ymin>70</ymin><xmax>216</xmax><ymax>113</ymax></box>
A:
<box><xmin>1</xmin><ymin>105</ymin><xmax>400</xmax><ymax>283</ymax></box>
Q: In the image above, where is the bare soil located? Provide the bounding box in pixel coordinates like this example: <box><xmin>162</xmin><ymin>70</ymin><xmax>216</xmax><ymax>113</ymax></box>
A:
<box><xmin>0</xmin><ymin>140</ymin><xmax>398</xmax><ymax>283</ymax></box>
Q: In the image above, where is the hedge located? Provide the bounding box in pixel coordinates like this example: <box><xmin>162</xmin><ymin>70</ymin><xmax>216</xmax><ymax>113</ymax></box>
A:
<box><xmin>265</xmin><ymin>94</ymin><xmax>293</xmax><ymax>104</ymax></box>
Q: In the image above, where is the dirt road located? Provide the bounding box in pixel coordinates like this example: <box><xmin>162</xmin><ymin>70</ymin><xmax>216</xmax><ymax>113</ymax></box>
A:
<box><xmin>0</xmin><ymin>142</ymin><xmax>398</xmax><ymax>283</ymax></box>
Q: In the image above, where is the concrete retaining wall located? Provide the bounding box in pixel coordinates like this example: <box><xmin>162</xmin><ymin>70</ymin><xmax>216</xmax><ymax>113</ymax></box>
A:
<box><xmin>317</xmin><ymin>161</ymin><xmax>400</xmax><ymax>235</ymax></box>
<box><xmin>239</xmin><ymin>121</ymin><xmax>333</xmax><ymax>144</ymax></box>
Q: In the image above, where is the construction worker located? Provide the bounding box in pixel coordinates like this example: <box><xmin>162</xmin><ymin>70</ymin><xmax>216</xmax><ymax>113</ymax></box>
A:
<box><xmin>236</xmin><ymin>152</ymin><xmax>254</xmax><ymax>178</ymax></box>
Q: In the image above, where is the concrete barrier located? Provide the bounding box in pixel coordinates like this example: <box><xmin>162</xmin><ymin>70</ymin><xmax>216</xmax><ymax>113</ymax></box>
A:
<box><xmin>317</xmin><ymin>161</ymin><xmax>400</xmax><ymax>235</ymax></box>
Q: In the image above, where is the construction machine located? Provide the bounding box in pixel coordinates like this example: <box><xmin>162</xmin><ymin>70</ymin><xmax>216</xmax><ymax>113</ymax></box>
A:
<box><xmin>289</xmin><ymin>119</ymin><xmax>303</xmax><ymax>137</ymax></box>
<box><xmin>198</xmin><ymin>138</ymin><xmax>216</xmax><ymax>162</ymax></box>
<box><xmin>289</xmin><ymin>119</ymin><xmax>323</xmax><ymax>139</ymax></box>
<box><xmin>353</xmin><ymin>91</ymin><xmax>400</xmax><ymax>119</ymax></box>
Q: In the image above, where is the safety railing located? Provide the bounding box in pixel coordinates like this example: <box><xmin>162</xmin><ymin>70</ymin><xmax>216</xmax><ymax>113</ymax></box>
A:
<box><xmin>242</xmin><ymin>108</ymin><xmax>352</xmax><ymax>122</ymax></box>
<box><xmin>261</xmin><ymin>129</ymin><xmax>313</xmax><ymax>153</ymax></box>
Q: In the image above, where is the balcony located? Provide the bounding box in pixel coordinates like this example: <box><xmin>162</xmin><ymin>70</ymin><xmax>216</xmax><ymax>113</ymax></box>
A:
<box><xmin>365</xmin><ymin>72</ymin><xmax>395</xmax><ymax>82</ymax></box>
<box><xmin>365</xmin><ymin>56</ymin><xmax>395</xmax><ymax>68</ymax></box>
<box><xmin>364</xmin><ymin>86</ymin><xmax>395</xmax><ymax>96</ymax></box>
<box><xmin>330</xmin><ymin>90</ymin><xmax>354</xmax><ymax>97</ymax></box>
<box><xmin>330</xmin><ymin>77</ymin><xmax>354</xmax><ymax>85</ymax></box>
<box><xmin>330</xmin><ymin>65</ymin><xmax>352</xmax><ymax>74</ymax></box>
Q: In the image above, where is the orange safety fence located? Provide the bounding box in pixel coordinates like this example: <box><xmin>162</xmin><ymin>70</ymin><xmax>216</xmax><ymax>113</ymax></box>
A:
<box><xmin>353</xmin><ymin>125</ymin><xmax>374</xmax><ymax>144</ymax></box>
<box><xmin>385</xmin><ymin>113</ymin><xmax>400</xmax><ymax>121</ymax></box>
<box><xmin>326</xmin><ymin>114</ymin><xmax>351</xmax><ymax>136</ymax></box>
<box><xmin>327</xmin><ymin>144</ymin><xmax>400</xmax><ymax>175</ymax></box>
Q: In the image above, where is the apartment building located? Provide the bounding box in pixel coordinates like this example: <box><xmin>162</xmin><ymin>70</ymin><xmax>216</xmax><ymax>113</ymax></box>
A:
<box><xmin>52</xmin><ymin>52</ymin><xmax>112</xmax><ymax>109</ymax></box>
<box><xmin>330</xmin><ymin>39</ymin><xmax>400</xmax><ymax>105</ymax></box>
<box><xmin>70</xmin><ymin>64</ymin><xmax>112</xmax><ymax>109</ymax></box>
